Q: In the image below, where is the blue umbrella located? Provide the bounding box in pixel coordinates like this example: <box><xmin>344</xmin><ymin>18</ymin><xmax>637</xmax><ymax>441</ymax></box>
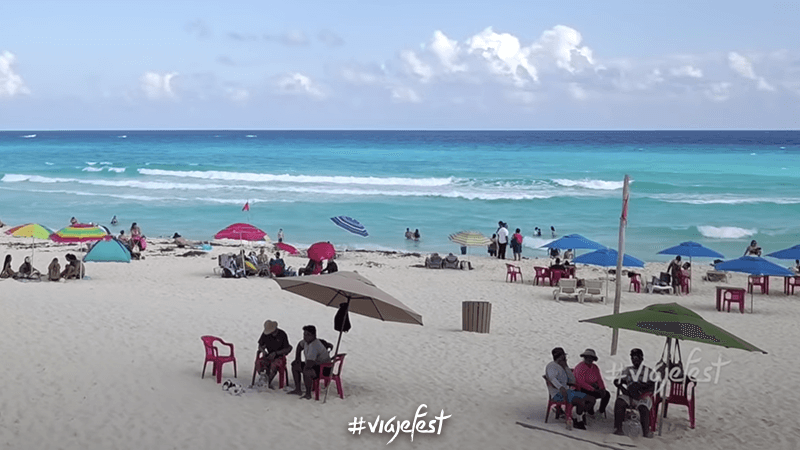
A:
<box><xmin>658</xmin><ymin>241</ymin><xmax>725</xmax><ymax>287</ymax></box>
<box><xmin>330</xmin><ymin>216</ymin><xmax>369</xmax><ymax>237</ymax></box>
<box><xmin>766</xmin><ymin>244</ymin><xmax>800</xmax><ymax>260</ymax></box>
<box><xmin>714</xmin><ymin>256</ymin><xmax>794</xmax><ymax>312</ymax></box>
<box><xmin>573</xmin><ymin>248</ymin><xmax>645</xmax><ymax>268</ymax></box>
<box><xmin>573</xmin><ymin>248</ymin><xmax>645</xmax><ymax>298</ymax></box>
<box><xmin>540</xmin><ymin>234</ymin><xmax>606</xmax><ymax>250</ymax></box>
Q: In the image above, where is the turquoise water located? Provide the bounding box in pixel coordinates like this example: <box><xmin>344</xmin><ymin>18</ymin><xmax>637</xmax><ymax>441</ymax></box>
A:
<box><xmin>1</xmin><ymin>130</ymin><xmax>798</xmax><ymax>261</ymax></box>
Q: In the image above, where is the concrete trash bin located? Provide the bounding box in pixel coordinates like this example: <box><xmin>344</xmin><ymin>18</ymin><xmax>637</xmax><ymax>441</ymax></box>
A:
<box><xmin>462</xmin><ymin>301</ymin><xmax>491</xmax><ymax>333</ymax></box>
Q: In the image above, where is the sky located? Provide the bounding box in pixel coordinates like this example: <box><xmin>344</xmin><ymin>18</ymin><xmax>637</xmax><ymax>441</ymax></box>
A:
<box><xmin>1</xmin><ymin>0</ymin><xmax>799</xmax><ymax>130</ymax></box>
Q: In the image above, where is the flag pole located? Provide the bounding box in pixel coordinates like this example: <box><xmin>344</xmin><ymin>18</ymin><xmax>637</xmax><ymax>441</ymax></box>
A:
<box><xmin>611</xmin><ymin>175</ymin><xmax>630</xmax><ymax>357</ymax></box>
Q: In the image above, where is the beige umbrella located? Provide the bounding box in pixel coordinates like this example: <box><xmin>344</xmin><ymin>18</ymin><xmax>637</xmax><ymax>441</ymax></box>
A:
<box><xmin>274</xmin><ymin>271</ymin><xmax>423</xmax><ymax>401</ymax></box>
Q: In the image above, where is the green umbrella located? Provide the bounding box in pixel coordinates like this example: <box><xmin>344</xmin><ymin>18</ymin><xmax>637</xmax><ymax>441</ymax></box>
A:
<box><xmin>580</xmin><ymin>302</ymin><xmax>766</xmax><ymax>436</ymax></box>
<box><xmin>579</xmin><ymin>302</ymin><xmax>766</xmax><ymax>353</ymax></box>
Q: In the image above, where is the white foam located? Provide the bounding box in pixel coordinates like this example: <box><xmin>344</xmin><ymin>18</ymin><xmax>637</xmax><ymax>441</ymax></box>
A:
<box><xmin>138</xmin><ymin>168</ymin><xmax>455</xmax><ymax>187</ymax></box>
<box><xmin>107</xmin><ymin>167</ymin><xmax>126</xmax><ymax>173</ymax></box>
<box><xmin>82</xmin><ymin>167</ymin><xmax>103</xmax><ymax>172</ymax></box>
<box><xmin>697</xmin><ymin>226</ymin><xmax>757</xmax><ymax>239</ymax></box>
<box><xmin>552</xmin><ymin>178</ymin><xmax>627</xmax><ymax>190</ymax></box>
<box><xmin>651</xmin><ymin>193</ymin><xmax>800</xmax><ymax>205</ymax></box>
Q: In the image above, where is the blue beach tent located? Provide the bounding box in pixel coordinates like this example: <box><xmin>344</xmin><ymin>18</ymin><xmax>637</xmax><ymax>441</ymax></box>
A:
<box><xmin>84</xmin><ymin>236</ymin><xmax>132</xmax><ymax>263</ymax></box>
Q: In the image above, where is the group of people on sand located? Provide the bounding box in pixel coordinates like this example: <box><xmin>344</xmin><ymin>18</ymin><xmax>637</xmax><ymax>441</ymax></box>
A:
<box><xmin>489</xmin><ymin>222</ymin><xmax>526</xmax><ymax>261</ymax></box>
<box><xmin>254</xmin><ymin>320</ymin><xmax>335</xmax><ymax>400</ymax></box>
<box><xmin>117</xmin><ymin>222</ymin><xmax>147</xmax><ymax>259</ymax></box>
<box><xmin>546</xmin><ymin>346</ymin><xmax>657</xmax><ymax>437</ymax></box>
<box><xmin>1</xmin><ymin>253</ymin><xmax>84</xmax><ymax>281</ymax></box>
<box><xmin>404</xmin><ymin>228</ymin><xmax>420</xmax><ymax>241</ymax></box>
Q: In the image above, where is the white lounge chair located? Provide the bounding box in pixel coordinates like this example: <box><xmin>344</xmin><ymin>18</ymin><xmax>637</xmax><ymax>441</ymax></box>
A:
<box><xmin>553</xmin><ymin>278</ymin><xmax>585</xmax><ymax>303</ymax></box>
<box><xmin>583</xmin><ymin>280</ymin><xmax>605</xmax><ymax>303</ymax></box>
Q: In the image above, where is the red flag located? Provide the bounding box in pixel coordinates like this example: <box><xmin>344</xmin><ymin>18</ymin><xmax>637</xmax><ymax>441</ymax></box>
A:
<box><xmin>242</xmin><ymin>202</ymin><xmax>250</xmax><ymax>212</ymax></box>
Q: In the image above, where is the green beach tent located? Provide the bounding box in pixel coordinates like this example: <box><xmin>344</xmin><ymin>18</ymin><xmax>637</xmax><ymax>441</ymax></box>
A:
<box><xmin>83</xmin><ymin>236</ymin><xmax>132</xmax><ymax>263</ymax></box>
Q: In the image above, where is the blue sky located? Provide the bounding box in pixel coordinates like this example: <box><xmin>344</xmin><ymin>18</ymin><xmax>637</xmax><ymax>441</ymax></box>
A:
<box><xmin>1</xmin><ymin>0</ymin><xmax>798</xmax><ymax>129</ymax></box>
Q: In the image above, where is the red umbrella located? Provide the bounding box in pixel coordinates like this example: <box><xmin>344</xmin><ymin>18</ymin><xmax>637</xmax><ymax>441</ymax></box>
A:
<box><xmin>276</xmin><ymin>242</ymin><xmax>298</xmax><ymax>255</ymax></box>
<box><xmin>308</xmin><ymin>242</ymin><xmax>335</xmax><ymax>262</ymax></box>
<box><xmin>214</xmin><ymin>223</ymin><xmax>269</xmax><ymax>241</ymax></box>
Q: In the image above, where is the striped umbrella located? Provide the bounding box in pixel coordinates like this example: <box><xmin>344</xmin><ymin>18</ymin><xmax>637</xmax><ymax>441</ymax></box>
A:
<box><xmin>6</xmin><ymin>223</ymin><xmax>55</xmax><ymax>258</ymax></box>
<box><xmin>6</xmin><ymin>223</ymin><xmax>54</xmax><ymax>240</ymax></box>
<box><xmin>330</xmin><ymin>216</ymin><xmax>368</xmax><ymax>237</ymax></box>
<box><xmin>448</xmin><ymin>231</ymin><xmax>492</xmax><ymax>247</ymax></box>
<box><xmin>51</xmin><ymin>224</ymin><xmax>109</xmax><ymax>243</ymax></box>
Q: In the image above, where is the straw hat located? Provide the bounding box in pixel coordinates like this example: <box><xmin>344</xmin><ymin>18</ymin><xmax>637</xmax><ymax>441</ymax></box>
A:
<box><xmin>580</xmin><ymin>349</ymin><xmax>598</xmax><ymax>361</ymax></box>
<box><xmin>263</xmin><ymin>320</ymin><xmax>278</xmax><ymax>334</ymax></box>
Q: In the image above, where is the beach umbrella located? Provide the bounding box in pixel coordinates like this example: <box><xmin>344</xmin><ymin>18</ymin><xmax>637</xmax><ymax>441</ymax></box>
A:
<box><xmin>274</xmin><ymin>271</ymin><xmax>423</xmax><ymax>401</ymax></box>
<box><xmin>540</xmin><ymin>233</ymin><xmax>606</xmax><ymax>251</ymax></box>
<box><xmin>50</xmin><ymin>224</ymin><xmax>109</xmax><ymax>243</ymax></box>
<box><xmin>214</xmin><ymin>223</ymin><xmax>269</xmax><ymax>241</ymax></box>
<box><xmin>448</xmin><ymin>230</ymin><xmax>492</xmax><ymax>247</ymax></box>
<box><xmin>573</xmin><ymin>248</ymin><xmax>645</xmax><ymax>298</ymax></box>
<box><xmin>5</xmin><ymin>223</ymin><xmax>54</xmax><ymax>259</ymax></box>
<box><xmin>766</xmin><ymin>244</ymin><xmax>800</xmax><ymax>261</ymax></box>
<box><xmin>580</xmin><ymin>302</ymin><xmax>766</xmax><ymax>435</ymax></box>
<box><xmin>714</xmin><ymin>256</ymin><xmax>794</xmax><ymax>312</ymax></box>
<box><xmin>275</xmin><ymin>242</ymin><xmax>298</xmax><ymax>255</ymax></box>
<box><xmin>658</xmin><ymin>241</ymin><xmax>725</xmax><ymax>286</ymax></box>
<box><xmin>308</xmin><ymin>242</ymin><xmax>336</xmax><ymax>262</ymax></box>
<box><xmin>330</xmin><ymin>216</ymin><xmax>368</xmax><ymax>237</ymax></box>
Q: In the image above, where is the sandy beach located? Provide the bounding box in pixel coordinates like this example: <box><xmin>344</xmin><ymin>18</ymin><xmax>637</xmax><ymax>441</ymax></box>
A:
<box><xmin>1</xmin><ymin>232</ymin><xmax>798</xmax><ymax>450</ymax></box>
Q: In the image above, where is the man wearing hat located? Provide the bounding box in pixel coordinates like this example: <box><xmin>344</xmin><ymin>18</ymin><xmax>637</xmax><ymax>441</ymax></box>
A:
<box><xmin>613</xmin><ymin>348</ymin><xmax>656</xmax><ymax>438</ymax></box>
<box><xmin>256</xmin><ymin>320</ymin><xmax>292</xmax><ymax>389</ymax></box>
<box><xmin>574</xmin><ymin>349</ymin><xmax>611</xmax><ymax>418</ymax></box>
<box><xmin>545</xmin><ymin>347</ymin><xmax>594</xmax><ymax>430</ymax></box>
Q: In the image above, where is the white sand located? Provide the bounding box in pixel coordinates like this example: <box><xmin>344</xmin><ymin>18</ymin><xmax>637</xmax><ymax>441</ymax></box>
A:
<box><xmin>1</xmin><ymin>234</ymin><xmax>798</xmax><ymax>450</ymax></box>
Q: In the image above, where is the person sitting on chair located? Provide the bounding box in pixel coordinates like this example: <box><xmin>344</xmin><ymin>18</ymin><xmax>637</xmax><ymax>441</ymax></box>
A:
<box><xmin>545</xmin><ymin>347</ymin><xmax>593</xmax><ymax>430</ymax></box>
<box><xmin>613</xmin><ymin>348</ymin><xmax>656</xmax><ymax>438</ymax></box>
<box><xmin>574</xmin><ymin>349</ymin><xmax>611</xmax><ymax>418</ymax></box>
<box><xmin>550</xmin><ymin>258</ymin><xmax>566</xmax><ymax>272</ymax></box>
<box><xmin>288</xmin><ymin>325</ymin><xmax>332</xmax><ymax>399</ymax></box>
<box><xmin>255</xmin><ymin>320</ymin><xmax>292</xmax><ymax>389</ymax></box>
<box><xmin>549</xmin><ymin>247</ymin><xmax>561</xmax><ymax>259</ymax></box>
<box><xmin>321</xmin><ymin>259</ymin><xmax>338</xmax><ymax>274</ymax></box>
<box><xmin>48</xmin><ymin>258</ymin><xmax>61</xmax><ymax>281</ymax></box>
<box><xmin>298</xmin><ymin>259</ymin><xmax>319</xmax><ymax>276</ymax></box>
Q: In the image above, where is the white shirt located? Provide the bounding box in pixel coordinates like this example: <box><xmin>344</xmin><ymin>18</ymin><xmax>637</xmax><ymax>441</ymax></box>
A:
<box><xmin>299</xmin><ymin>339</ymin><xmax>331</xmax><ymax>363</ymax></box>
<box><xmin>545</xmin><ymin>361</ymin><xmax>575</xmax><ymax>398</ymax></box>
<box><xmin>498</xmin><ymin>227</ymin><xmax>509</xmax><ymax>244</ymax></box>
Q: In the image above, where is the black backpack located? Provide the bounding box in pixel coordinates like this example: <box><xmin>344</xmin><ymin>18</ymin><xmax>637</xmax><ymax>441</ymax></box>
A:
<box><xmin>334</xmin><ymin>302</ymin><xmax>351</xmax><ymax>333</ymax></box>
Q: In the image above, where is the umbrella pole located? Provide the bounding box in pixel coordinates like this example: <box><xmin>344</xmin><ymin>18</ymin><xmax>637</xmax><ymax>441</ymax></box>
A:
<box><xmin>325</xmin><ymin>298</ymin><xmax>350</xmax><ymax>404</ymax></box>
<box><xmin>658</xmin><ymin>337</ymin><xmax>671</xmax><ymax>436</ymax></box>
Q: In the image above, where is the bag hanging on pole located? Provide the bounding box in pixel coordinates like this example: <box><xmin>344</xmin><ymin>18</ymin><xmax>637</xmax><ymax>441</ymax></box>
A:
<box><xmin>334</xmin><ymin>302</ymin><xmax>351</xmax><ymax>333</ymax></box>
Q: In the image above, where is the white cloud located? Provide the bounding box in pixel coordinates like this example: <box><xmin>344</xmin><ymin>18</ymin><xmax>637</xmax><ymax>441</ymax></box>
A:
<box><xmin>467</xmin><ymin>27</ymin><xmax>537</xmax><ymax>86</ymax></box>
<box><xmin>400</xmin><ymin>50</ymin><xmax>434</xmax><ymax>82</ymax></box>
<box><xmin>670</xmin><ymin>65</ymin><xmax>703</xmax><ymax>78</ymax></box>
<box><xmin>276</xmin><ymin>72</ymin><xmax>325</xmax><ymax>99</ymax></box>
<box><xmin>430</xmin><ymin>31</ymin><xmax>466</xmax><ymax>73</ymax></box>
<box><xmin>140</xmin><ymin>71</ymin><xmax>178</xmax><ymax>100</ymax></box>
<box><xmin>0</xmin><ymin>51</ymin><xmax>30</xmax><ymax>98</ymax></box>
<box><xmin>390</xmin><ymin>86</ymin><xmax>421</xmax><ymax>103</ymax></box>
<box><xmin>225</xmin><ymin>87</ymin><xmax>249</xmax><ymax>102</ymax></box>
<box><xmin>529</xmin><ymin>25</ymin><xmax>594</xmax><ymax>74</ymax></box>
<box><xmin>705</xmin><ymin>82</ymin><xmax>731</xmax><ymax>101</ymax></box>
<box><xmin>569</xmin><ymin>82</ymin><xmax>588</xmax><ymax>100</ymax></box>
<box><xmin>728</xmin><ymin>51</ymin><xmax>774</xmax><ymax>91</ymax></box>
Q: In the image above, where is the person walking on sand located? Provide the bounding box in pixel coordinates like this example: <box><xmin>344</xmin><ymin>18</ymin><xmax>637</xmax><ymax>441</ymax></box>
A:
<box><xmin>497</xmin><ymin>221</ymin><xmax>509</xmax><ymax>260</ymax></box>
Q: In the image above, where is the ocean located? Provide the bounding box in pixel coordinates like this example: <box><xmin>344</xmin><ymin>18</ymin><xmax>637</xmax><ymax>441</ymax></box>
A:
<box><xmin>1</xmin><ymin>130</ymin><xmax>798</xmax><ymax>262</ymax></box>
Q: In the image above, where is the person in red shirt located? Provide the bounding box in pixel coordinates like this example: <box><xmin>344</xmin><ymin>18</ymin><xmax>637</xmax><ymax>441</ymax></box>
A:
<box><xmin>573</xmin><ymin>348</ymin><xmax>611</xmax><ymax>417</ymax></box>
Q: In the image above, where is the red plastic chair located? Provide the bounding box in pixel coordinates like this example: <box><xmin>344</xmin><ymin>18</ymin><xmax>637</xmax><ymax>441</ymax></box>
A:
<box><xmin>542</xmin><ymin>376</ymin><xmax>573</xmax><ymax>427</ymax></box>
<box><xmin>629</xmin><ymin>273</ymin><xmax>641</xmax><ymax>293</ymax></box>
<box><xmin>506</xmin><ymin>264</ymin><xmax>523</xmax><ymax>283</ymax></box>
<box><xmin>201</xmin><ymin>335</ymin><xmax>238</xmax><ymax>384</ymax></box>
<box><xmin>722</xmin><ymin>289</ymin><xmax>745</xmax><ymax>313</ymax></box>
<box><xmin>533</xmin><ymin>267</ymin><xmax>551</xmax><ymax>286</ymax></box>
<box><xmin>269</xmin><ymin>264</ymin><xmax>283</xmax><ymax>277</ymax></box>
<box><xmin>654</xmin><ymin>378</ymin><xmax>696</xmax><ymax>429</ymax></box>
<box><xmin>312</xmin><ymin>353</ymin><xmax>346</xmax><ymax>400</ymax></box>
<box><xmin>747</xmin><ymin>275</ymin><xmax>767</xmax><ymax>294</ymax></box>
<box><xmin>564</xmin><ymin>266</ymin><xmax>576</xmax><ymax>279</ymax></box>
<box><xmin>618</xmin><ymin>389</ymin><xmax>659</xmax><ymax>433</ymax></box>
<box><xmin>549</xmin><ymin>269</ymin><xmax>564</xmax><ymax>287</ymax></box>
<box><xmin>251</xmin><ymin>352</ymin><xmax>288</xmax><ymax>389</ymax></box>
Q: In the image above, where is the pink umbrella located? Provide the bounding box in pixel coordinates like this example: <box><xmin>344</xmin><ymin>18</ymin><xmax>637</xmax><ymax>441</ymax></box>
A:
<box><xmin>214</xmin><ymin>223</ymin><xmax>269</xmax><ymax>241</ymax></box>
<box><xmin>308</xmin><ymin>242</ymin><xmax>335</xmax><ymax>262</ymax></box>
<box><xmin>276</xmin><ymin>242</ymin><xmax>298</xmax><ymax>255</ymax></box>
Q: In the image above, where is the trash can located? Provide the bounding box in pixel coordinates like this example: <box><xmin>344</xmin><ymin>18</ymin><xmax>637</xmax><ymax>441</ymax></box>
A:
<box><xmin>462</xmin><ymin>301</ymin><xmax>491</xmax><ymax>333</ymax></box>
<box><xmin>460</xmin><ymin>246</ymin><xmax>467</xmax><ymax>255</ymax></box>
